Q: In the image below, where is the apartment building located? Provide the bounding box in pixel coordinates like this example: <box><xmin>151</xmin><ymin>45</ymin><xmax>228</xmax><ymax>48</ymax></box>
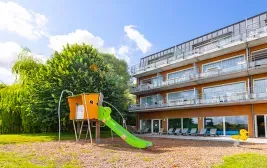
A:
<box><xmin>129</xmin><ymin>12</ymin><xmax>267</xmax><ymax>138</ymax></box>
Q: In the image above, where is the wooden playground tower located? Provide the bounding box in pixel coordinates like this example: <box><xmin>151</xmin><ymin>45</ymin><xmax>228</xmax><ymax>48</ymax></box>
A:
<box><xmin>67</xmin><ymin>93</ymin><xmax>104</xmax><ymax>143</ymax></box>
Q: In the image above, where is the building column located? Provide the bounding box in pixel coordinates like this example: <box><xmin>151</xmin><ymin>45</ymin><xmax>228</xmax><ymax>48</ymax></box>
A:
<box><xmin>198</xmin><ymin>117</ymin><xmax>204</xmax><ymax>130</ymax></box>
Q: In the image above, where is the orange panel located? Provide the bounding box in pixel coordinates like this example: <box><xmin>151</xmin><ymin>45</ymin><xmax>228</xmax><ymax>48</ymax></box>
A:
<box><xmin>68</xmin><ymin>95</ymin><xmax>83</xmax><ymax>120</ymax></box>
<box><xmin>82</xmin><ymin>93</ymin><xmax>99</xmax><ymax>120</ymax></box>
<box><xmin>68</xmin><ymin>93</ymin><xmax>100</xmax><ymax>120</ymax></box>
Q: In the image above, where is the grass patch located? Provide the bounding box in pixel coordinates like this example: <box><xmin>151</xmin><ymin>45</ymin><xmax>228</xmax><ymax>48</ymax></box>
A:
<box><xmin>0</xmin><ymin>131</ymin><xmax>114</xmax><ymax>144</ymax></box>
<box><xmin>0</xmin><ymin>151</ymin><xmax>55</xmax><ymax>168</ymax></box>
<box><xmin>214</xmin><ymin>153</ymin><xmax>267</xmax><ymax>168</ymax></box>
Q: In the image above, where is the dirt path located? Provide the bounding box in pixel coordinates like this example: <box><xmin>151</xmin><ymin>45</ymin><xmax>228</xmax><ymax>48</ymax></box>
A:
<box><xmin>1</xmin><ymin>137</ymin><xmax>267</xmax><ymax>168</ymax></box>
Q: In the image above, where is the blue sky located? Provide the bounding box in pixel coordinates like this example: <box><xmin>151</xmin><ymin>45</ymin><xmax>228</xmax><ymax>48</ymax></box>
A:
<box><xmin>0</xmin><ymin>0</ymin><xmax>266</xmax><ymax>84</ymax></box>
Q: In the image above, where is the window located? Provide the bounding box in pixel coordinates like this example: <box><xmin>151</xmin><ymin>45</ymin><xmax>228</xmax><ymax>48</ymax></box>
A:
<box><xmin>168</xmin><ymin>90</ymin><xmax>194</xmax><ymax>102</ymax></box>
<box><xmin>205</xmin><ymin>117</ymin><xmax>224</xmax><ymax>135</ymax></box>
<box><xmin>203</xmin><ymin>82</ymin><xmax>246</xmax><ymax>99</ymax></box>
<box><xmin>225</xmin><ymin>116</ymin><xmax>248</xmax><ymax>135</ymax></box>
<box><xmin>183</xmin><ymin>118</ymin><xmax>198</xmax><ymax>129</ymax></box>
<box><xmin>254</xmin><ymin>79</ymin><xmax>267</xmax><ymax>93</ymax></box>
<box><xmin>168</xmin><ymin>118</ymin><xmax>182</xmax><ymax>129</ymax></box>
<box><xmin>140</xmin><ymin>95</ymin><xmax>163</xmax><ymax>105</ymax></box>
<box><xmin>203</xmin><ymin>55</ymin><xmax>244</xmax><ymax>72</ymax></box>
<box><xmin>140</xmin><ymin>120</ymin><xmax>151</xmax><ymax>132</ymax></box>
<box><xmin>168</xmin><ymin>68</ymin><xmax>194</xmax><ymax>80</ymax></box>
<box><xmin>204</xmin><ymin>116</ymin><xmax>248</xmax><ymax>136</ymax></box>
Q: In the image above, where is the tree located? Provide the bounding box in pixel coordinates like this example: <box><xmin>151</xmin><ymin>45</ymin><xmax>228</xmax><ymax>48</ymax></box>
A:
<box><xmin>30</xmin><ymin>44</ymin><xmax>132</xmax><ymax>132</ymax></box>
<box><xmin>0</xmin><ymin>48</ymin><xmax>43</xmax><ymax>133</ymax></box>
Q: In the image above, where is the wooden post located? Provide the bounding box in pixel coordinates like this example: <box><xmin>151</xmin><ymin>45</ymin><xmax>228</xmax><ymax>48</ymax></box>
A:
<box><xmin>95</xmin><ymin>120</ymin><xmax>101</xmax><ymax>143</ymax></box>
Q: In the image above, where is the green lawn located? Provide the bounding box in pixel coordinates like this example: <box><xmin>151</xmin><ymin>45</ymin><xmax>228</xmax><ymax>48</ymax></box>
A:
<box><xmin>0</xmin><ymin>131</ymin><xmax>115</xmax><ymax>167</ymax></box>
<box><xmin>214</xmin><ymin>153</ymin><xmax>267</xmax><ymax>168</ymax></box>
<box><xmin>0</xmin><ymin>131</ymin><xmax>114</xmax><ymax>144</ymax></box>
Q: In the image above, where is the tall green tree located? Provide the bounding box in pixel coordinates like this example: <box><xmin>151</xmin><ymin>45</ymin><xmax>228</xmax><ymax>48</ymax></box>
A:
<box><xmin>0</xmin><ymin>48</ymin><xmax>43</xmax><ymax>133</ymax></box>
<box><xmin>30</xmin><ymin>44</ymin><xmax>132</xmax><ymax>132</ymax></box>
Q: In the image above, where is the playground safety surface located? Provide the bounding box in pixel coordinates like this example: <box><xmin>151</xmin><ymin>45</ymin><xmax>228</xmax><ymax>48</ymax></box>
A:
<box><xmin>1</xmin><ymin>137</ymin><xmax>267</xmax><ymax>168</ymax></box>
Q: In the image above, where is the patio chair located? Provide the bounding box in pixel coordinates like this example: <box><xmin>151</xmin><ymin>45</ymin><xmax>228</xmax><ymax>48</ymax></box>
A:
<box><xmin>158</xmin><ymin>128</ymin><xmax>165</xmax><ymax>135</ymax></box>
<box><xmin>174</xmin><ymin>128</ymin><xmax>181</xmax><ymax>135</ymax></box>
<box><xmin>209</xmin><ymin>128</ymin><xmax>218</xmax><ymax>137</ymax></box>
<box><xmin>136</xmin><ymin>128</ymin><xmax>143</xmax><ymax>134</ymax></box>
<box><xmin>142</xmin><ymin>128</ymin><xmax>150</xmax><ymax>134</ymax></box>
<box><xmin>188</xmin><ymin>128</ymin><xmax>197</xmax><ymax>136</ymax></box>
<box><xmin>167</xmin><ymin>128</ymin><xmax>174</xmax><ymax>135</ymax></box>
<box><xmin>181</xmin><ymin>128</ymin><xmax>189</xmax><ymax>135</ymax></box>
<box><xmin>197</xmin><ymin>128</ymin><xmax>207</xmax><ymax>136</ymax></box>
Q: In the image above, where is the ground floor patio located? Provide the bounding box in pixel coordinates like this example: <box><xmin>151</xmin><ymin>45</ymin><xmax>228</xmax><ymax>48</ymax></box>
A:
<box><xmin>136</xmin><ymin>133</ymin><xmax>267</xmax><ymax>144</ymax></box>
<box><xmin>136</xmin><ymin>104</ymin><xmax>267</xmax><ymax>138</ymax></box>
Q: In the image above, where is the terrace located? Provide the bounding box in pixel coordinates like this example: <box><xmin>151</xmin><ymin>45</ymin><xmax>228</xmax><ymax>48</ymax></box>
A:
<box><xmin>130</xmin><ymin>59</ymin><xmax>267</xmax><ymax>95</ymax></box>
<box><xmin>131</xmin><ymin>12</ymin><xmax>267</xmax><ymax>78</ymax></box>
<box><xmin>129</xmin><ymin>85</ymin><xmax>267</xmax><ymax>112</ymax></box>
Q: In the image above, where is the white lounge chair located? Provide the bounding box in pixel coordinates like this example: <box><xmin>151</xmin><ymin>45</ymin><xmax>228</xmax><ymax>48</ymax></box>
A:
<box><xmin>188</xmin><ymin>128</ymin><xmax>197</xmax><ymax>136</ymax></box>
<box><xmin>181</xmin><ymin>128</ymin><xmax>189</xmax><ymax>135</ymax></box>
<box><xmin>197</xmin><ymin>128</ymin><xmax>207</xmax><ymax>136</ymax></box>
<box><xmin>174</xmin><ymin>128</ymin><xmax>181</xmax><ymax>135</ymax></box>
<box><xmin>167</xmin><ymin>128</ymin><xmax>174</xmax><ymax>135</ymax></box>
<box><xmin>209</xmin><ymin>128</ymin><xmax>218</xmax><ymax>137</ymax></box>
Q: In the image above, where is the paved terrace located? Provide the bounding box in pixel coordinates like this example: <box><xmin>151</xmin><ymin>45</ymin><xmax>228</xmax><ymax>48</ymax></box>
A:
<box><xmin>136</xmin><ymin>133</ymin><xmax>267</xmax><ymax>144</ymax></box>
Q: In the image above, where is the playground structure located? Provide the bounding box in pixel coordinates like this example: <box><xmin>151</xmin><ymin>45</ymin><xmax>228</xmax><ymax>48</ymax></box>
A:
<box><xmin>231</xmin><ymin>129</ymin><xmax>249</xmax><ymax>146</ymax></box>
<box><xmin>66</xmin><ymin>92</ymin><xmax>152</xmax><ymax>148</ymax></box>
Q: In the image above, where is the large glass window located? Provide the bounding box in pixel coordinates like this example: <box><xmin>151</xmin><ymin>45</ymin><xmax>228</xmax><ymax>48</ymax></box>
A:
<box><xmin>204</xmin><ymin>117</ymin><xmax>224</xmax><ymax>135</ymax></box>
<box><xmin>168</xmin><ymin>118</ymin><xmax>182</xmax><ymax>129</ymax></box>
<box><xmin>225</xmin><ymin>116</ymin><xmax>248</xmax><ymax>135</ymax></box>
<box><xmin>203</xmin><ymin>82</ymin><xmax>246</xmax><ymax>99</ymax></box>
<box><xmin>254</xmin><ymin>78</ymin><xmax>267</xmax><ymax>93</ymax></box>
<box><xmin>140</xmin><ymin>95</ymin><xmax>163</xmax><ymax>105</ymax></box>
<box><xmin>183</xmin><ymin>118</ymin><xmax>198</xmax><ymax>129</ymax></box>
<box><xmin>140</xmin><ymin>120</ymin><xmax>151</xmax><ymax>132</ymax></box>
<box><xmin>168</xmin><ymin>68</ymin><xmax>194</xmax><ymax>80</ymax></box>
<box><xmin>203</xmin><ymin>55</ymin><xmax>244</xmax><ymax>72</ymax></box>
<box><xmin>204</xmin><ymin>116</ymin><xmax>248</xmax><ymax>136</ymax></box>
<box><xmin>168</xmin><ymin>90</ymin><xmax>194</xmax><ymax>102</ymax></box>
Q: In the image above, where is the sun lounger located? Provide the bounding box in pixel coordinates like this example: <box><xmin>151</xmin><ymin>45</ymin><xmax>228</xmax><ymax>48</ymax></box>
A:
<box><xmin>181</xmin><ymin>128</ymin><xmax>189</xmax><ymax>135</ymax></box>
<box><xmin>167</xmin><ymin>128</ymin><xmax>174</xmax><ymax>135</ymax></box>
<box><xmin>142</xmin><ymin>128</ymin><xmax>150</xmax><ymax>134</ymax></box>
<box><xmin>136</xmin><ymin>128</ymin><xmax>143</xmax><ymax>134</ymax></box>
<box><xmin>209</xmin><ymin>128</ymin><xmax>218</xmax><ymax>137</ymax></box>
<box><xmin>197</xmin><ymin>128</ymin><xmax>207</xmax><ymax>136</ymax></box>
<box><xmin>188</xmin><ymin>128</ymin><xmax>197</xmax><ymax>136</ymax></box>
<box><xmin>174</xmin><ymin>128</ymin><xmax>181</xmax><ymax>135</ymax></box>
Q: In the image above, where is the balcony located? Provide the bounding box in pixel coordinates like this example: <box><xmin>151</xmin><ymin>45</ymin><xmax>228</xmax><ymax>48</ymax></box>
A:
<box><xmin>131</xmin><ymin>60</ymin><xmax>267</xmax><ymax>95</ymax></box>
<box><xmin>131</xmin><ymin>21</ymin><xmax>267</xmax><ymax>78</ymax></box>
<box><xmin>129</xmin><ymin>90</ymin><xmax>267</xmax><ymax>112</ymax></box>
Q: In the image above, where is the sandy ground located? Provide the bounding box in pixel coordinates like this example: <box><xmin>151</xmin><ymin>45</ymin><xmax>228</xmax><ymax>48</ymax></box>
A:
<box><xmin>1</xmin><ymin>137</ymin><xmax>267</xmax><ymax>168</ymax></box>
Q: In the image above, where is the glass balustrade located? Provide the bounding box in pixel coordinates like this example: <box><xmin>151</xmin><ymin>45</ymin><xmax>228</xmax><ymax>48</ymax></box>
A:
<box><xmin>130</xmin><ymin>21</ymin><xmax>267</xmax><ymax>76</ymax></box>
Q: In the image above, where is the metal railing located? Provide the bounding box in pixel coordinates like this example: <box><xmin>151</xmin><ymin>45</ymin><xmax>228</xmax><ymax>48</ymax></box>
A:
<box><xmin>131</xmin><ymin>21</ymin><xmax>267</xmax><ymax>75</ymax></box>
<box><xmin>130</xmin><ymin>63</ymin><xmax>248</xmax><ymax>93</ymax></box>
<box><xmin>129</xmin><ymin>89</ymin><xmax>267</xmax><ymax>111</ymax></box>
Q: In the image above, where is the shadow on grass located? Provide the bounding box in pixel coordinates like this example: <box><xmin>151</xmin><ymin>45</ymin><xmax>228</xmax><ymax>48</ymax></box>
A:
<box><xmin>0</xmin><ymin>131</ymin><xmax>117</xmax><ymax>144</ymax></box>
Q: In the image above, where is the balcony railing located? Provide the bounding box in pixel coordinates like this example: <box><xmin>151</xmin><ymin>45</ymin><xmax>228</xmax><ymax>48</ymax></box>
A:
<box><xmin>131</xmin><ymin>21</ymin><xmax>267</xmax><ymax>76</ymax></box>
<box><xmin>131</xmin><ymin>63</ymin><xmax>248</xmax><ymax>93</ymax></box>
<box><xmin>129</xmin><ymin>90</ymin><xmax>267</xmax><ymax>111</ymax></box>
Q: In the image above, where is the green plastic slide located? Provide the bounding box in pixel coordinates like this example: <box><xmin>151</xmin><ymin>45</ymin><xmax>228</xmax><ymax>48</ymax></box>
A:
<box><xmin>98</xmin><ymin>106</ymin><xmax>152</xmax><ymax>148</ymax></box>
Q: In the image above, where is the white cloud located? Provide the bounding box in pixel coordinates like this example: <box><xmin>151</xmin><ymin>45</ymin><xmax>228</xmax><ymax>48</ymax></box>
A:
<box><xmin>124</xmin><ymin>25</ymin><xmax>152</xmax><ymax>54</ymax></box>
<box><xmin>0</xmin><ymin>1</ymin><xmax>48</xmax><ymax>40</ymax></box>
<box><xmin>118</xmin><ymin>45</ymin><xmax>129</xmax><ymax>56</ymax></box>
<box><xmin>0</xmin><ymin>42</ymin><xmax>21</xmax><ymax>69</ymax></box>
<box><xmin>48</xmin><ymin>29</ymin><xmax>115</xmax><ymax>54</ymax></box>
<box><xmin>117</xmin><ymin>45</ymin><xmax>130</xmax><ymax>64</ymax></box>
<box><xmin>0</xmin><ymin>42</ymin><xmax>48</xmax><ymax>85</ymax></box>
